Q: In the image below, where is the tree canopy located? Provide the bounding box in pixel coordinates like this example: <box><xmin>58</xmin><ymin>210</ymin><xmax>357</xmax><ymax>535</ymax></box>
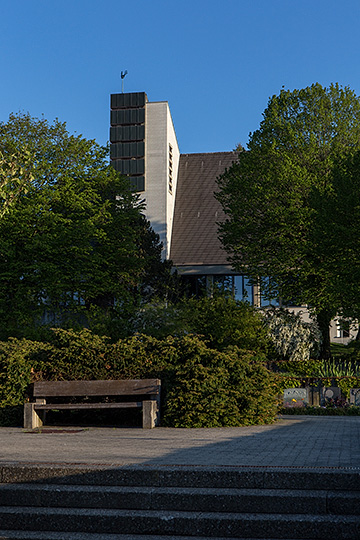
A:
<box><xmin>0</xmin><ymin>112</ymin><xmax>169</xmax><ymax>340</ymax></box>
<box><xmin>0</xmin><ymin>145</ymin><xmax>33</xmax><ymax>218</ymax></box>
<box><xmin>312</xmin><ymin>151</ymin><xmax>360</xmax><ymax>322</ymax></box>
<box><xmin>216</xmin><ymin>83</ymin><xmax>360</xmax><ymax>357</ymax></box>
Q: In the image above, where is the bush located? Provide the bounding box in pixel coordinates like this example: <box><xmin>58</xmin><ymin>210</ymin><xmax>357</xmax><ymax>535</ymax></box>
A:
<box><xmin>0</xmin><ymin>338</ymin><xmax>51</xmax><ymax>425</ymax></box>
<box><xmin>163</xmin><ymin>338</ymin><xmax>279</xmax><ymax>427</ymax></box>
<box><xmin>180</xmin><ymin>296</ymin><xmax>270</xmax><ymax>352</ymax></box>
<box><xmin>263</xmin><ymin>308</ymin><xmax>321</xmax><ymax>362</ymax></box>
<box><xmin>331</xmin><ymin>340</ymin><xmax>360</xmax><ymax>362</ymax></box>
<box><xmin>0</xmin><ymin>329</ymin><xmax>279</xmax><ymax>428</ymax></box>
<box><xmin>134</xmin><ymin>296</ymin><xmax>270</xmax><ymax>353</ymax></box>
<box><xmin>280</xmin><ymin>406</ymin><xmax>360</xmax><ymax>416</ymax></box>
<box><xmin>273</xmin><ymin>357</ymin><xmax>360</xmax><ymax>399</ymax></box>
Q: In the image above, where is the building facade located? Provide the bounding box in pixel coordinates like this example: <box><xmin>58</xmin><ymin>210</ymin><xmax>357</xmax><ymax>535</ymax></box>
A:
<box><xmin>110</xmin><ymin>91</ymin><xmax>355</xmax><ymax>343</ymax></box>
<box><xmin>110</xmin><ymin>92</ymin><xmax>180</xmax><ymax>260</ymax></box>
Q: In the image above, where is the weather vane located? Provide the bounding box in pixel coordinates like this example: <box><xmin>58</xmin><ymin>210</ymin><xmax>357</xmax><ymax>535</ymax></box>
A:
<box><xmin>121</xmin><ymin>70</ymin><xmax>128</xmax><ymax>93</ymax></box>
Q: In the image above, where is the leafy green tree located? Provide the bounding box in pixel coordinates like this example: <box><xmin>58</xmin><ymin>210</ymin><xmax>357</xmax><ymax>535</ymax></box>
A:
<box><xmin>178</xmin><ymin>295</ymin><xmax>269</xmax><ymax>352</ymax></box>
<box><xmin>217</xmin><ymin>83</ymin><xmax>360</xmax><ymax>358</ymax></box>
<box><xmin>133</xmin><ymin>295</ymin><xmax>270</xmax><ymax>354</ymax></box>
<box><xmin>311</xmin><ymin>151</ymin><xmax>360</xmax><ymax>323</ymax></box>
<box><xmin>0</xmin><ymin>146</ymin><xmax>33</xmax><ymax>218</ymax></box>
<box><xmin>0</xmin><ymin>112</ymin><xmax>168</xmax><ymax>339</ymax></box>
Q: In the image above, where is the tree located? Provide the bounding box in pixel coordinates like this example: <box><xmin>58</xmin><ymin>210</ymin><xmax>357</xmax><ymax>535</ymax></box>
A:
<box><xmin>0</xmin><ymin>146</ymin><xmax>33</xmax><ymax>218</ymax></box>
<box><xmin>216</xmin><ymin>83</ymin><xmax>360</xmax><ymax>358</ymax></box>
<box><xmin>0</xmin><ymin>112</ymin><xmax>169</xmax><ymax>340</ymax></box>
<box><xmin>132</xmin><ymin>294</ymin><xmax>270</xmax><ymax>354</ymax></box>
<box><xmin>311</xmin><ymin>150</ymin><xmax>360</xmax><ymax>323</ymax></box>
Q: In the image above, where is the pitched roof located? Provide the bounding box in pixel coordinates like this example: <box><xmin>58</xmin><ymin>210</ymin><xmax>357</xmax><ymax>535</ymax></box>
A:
<box><xmin>170</xmin><ymin>152</ymin><xmax>237</xmax><ymax>267</ymax></box>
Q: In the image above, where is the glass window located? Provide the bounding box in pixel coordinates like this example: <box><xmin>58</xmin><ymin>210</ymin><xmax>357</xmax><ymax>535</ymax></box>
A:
<box><xmin>234</xmin><ymin>275</ymin><xmax>253</xmax><ymax>304</ymax></box>
<box><xmin>213</xmin><ymin>275</ymin><xmax>233</xmax><ymax>295</ymax></box>
<box><xmin>260</xmin><ymin>277</ymin><xmax>280</xmax><ymax>307</ymax></box>
<box><xmin>181</xmin><ymin>274</ymin><xmax>254</xmax><ymax>304</ymax></box>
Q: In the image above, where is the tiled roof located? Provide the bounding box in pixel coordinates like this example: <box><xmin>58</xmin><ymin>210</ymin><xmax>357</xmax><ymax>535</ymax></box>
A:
<box><xmin>170</xmin><ymin>152</ymin><xmax>237</xmax><ymax>267</ymax></box>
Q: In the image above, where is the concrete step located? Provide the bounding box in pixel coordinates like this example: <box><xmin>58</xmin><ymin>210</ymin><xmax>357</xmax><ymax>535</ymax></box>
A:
<box><xmin>1</xmin><ymin>464</ymin><xmax>360</xmax><ymax>491</ymax></box>
<box><xmin>0</xmin><ymin>508</ymin><xmax>359</xmax><ymax>539</ymax></box>
<box><xmin>0</xmin><ymin>533</ymin><xmax>323</xmax><ymax>540</ymax></box>
<box><xmin>0</xmin><ymin>533</ymin><xmax>318</xmax><ymax>540</ymax></box>
<box><xmin>0</xmin><ymin>465</ymin><xmax>359</xmax><ymax>539</ymax></box>
<box><xmin>0</xmin><ymin>483</ymin><xmax>359</xmax><ymax>516</ymax></box>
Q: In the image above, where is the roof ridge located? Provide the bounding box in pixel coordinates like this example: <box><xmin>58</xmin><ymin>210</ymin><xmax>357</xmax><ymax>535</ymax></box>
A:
<box><xmin>180</xmin><ymin>151</ymin><xmax>237</xmax><ymax>157</ymax></box>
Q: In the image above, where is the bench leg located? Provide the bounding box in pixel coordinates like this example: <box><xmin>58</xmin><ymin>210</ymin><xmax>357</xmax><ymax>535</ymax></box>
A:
<box><xmin>142</xmin><ymin>400</ymin><xmax>159</xmax><ymax>429</ymax></box>
<box><xmin>24</xmin><ymin>403</ymin><xmax>45</xmax><ymax>429</ymax></box>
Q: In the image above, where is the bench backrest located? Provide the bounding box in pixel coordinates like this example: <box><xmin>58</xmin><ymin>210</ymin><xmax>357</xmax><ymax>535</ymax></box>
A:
<box><xmin>33</xmin><ymin>379</ymin><xmax>161</xmax><ymax>398</ymax></box>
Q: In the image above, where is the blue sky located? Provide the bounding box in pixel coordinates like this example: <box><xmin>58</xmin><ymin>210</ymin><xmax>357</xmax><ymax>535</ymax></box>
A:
<box><xmin>1</xmin><ymin>0</ymin><xmax>360</xmax><ymax>153</ymax></box>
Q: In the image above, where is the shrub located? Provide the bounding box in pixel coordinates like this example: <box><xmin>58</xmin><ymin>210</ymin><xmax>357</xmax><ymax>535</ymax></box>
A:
<box><xmin>135</xmin><ymin>296</ymin><xmax>270</xmax><ymax>353</ymax></box>
<box><xmin>0</xmin><ymin>338</ymin><xmax>51</xmax><ymax>425</ymax></box>
<box><xmin>0</xmin><ymin>329</ymin><xmax>279</xmax><ymax>428</ymax></box>
<box><xmin>263</xmin><ymin>308</ymin><xmax>321</xmax><ymax>362</ymax></box>
<box><xmin>162</xmin><ymin>337</ymin><xmax>279</xmax><ymax>427</ymax></box>
<box><xmin>180</xmin><ymin>296</ymin><xmax>270</xmax><ymax>352</ymax></box>
<box><xmin>274</xmin><ymin>357</ymin><xmax>360</xmax><ymax>399</ymax></box>
<box><xmin>39</xmin><ymin>328</ymin><xmax>110</xmax><ymax>380</ymax></box>
<box><xmin>280</xmin><ymin>406</ymin><xmax>360</xmax><ymax>416</ymax></box>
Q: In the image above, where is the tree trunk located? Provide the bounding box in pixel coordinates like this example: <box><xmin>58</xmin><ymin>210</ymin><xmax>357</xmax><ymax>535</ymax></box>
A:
<box><xmin>316</xmin><ymin>310</ymin><xmax>332</xmax><ymax>359</ymax></box>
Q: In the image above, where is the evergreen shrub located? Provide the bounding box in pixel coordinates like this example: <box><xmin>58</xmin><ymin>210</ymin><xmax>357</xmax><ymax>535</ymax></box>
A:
<box><xmin>279</xmin><ymin>406</ymin><xmax>360</xmax><ymax>416</ymax></box>
<box><xmin>0</xmin><ymin>328</ymin><xmax>279</xmax><ymax>428</ymax></box>
<box><xmin>133</xmin><ymin>296</ymin><xmax>270</xmax><ymax>353</ymax></box>
<box><xmin>163</xmin><ymin>338</ymin><xmax>279</xmax><ymax>427</ymax></box>
<box><xmin>0</xmin><ymin>338</ymin><xmax>51</xmax><ymax>425</ymax></box>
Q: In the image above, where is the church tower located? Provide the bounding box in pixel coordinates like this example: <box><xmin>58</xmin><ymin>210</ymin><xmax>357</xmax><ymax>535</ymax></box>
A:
<box><xmin>110</xmin><ymin>91</ymin><xmax>180</xmax><ymax>259</ymax></box>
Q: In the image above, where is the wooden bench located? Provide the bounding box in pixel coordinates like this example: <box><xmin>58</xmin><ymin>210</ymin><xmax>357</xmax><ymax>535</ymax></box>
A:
<box><xmin>24</xmin><ymin>379</ymin><xmax>161</xmax><ymax>429</ymax></box>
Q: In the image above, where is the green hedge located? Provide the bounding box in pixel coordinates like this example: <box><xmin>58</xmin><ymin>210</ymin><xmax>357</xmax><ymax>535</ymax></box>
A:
<box><xmin>280</xmin><ymin>406</ymin><xmax>360</xmax><ymax>416</ymax></box>
<box><xmin>0</xmin><ymin>328</ymin><xmax>279</xmax><ymax>427</ymax></box>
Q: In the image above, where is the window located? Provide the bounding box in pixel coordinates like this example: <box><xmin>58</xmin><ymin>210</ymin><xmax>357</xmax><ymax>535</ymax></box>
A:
<box><xmin>233</xmin><ymin>275</ymin><xmax>253</xmax><ymax>304</ymax></box>
<box><xmin>336</xmin><ymin>320</ymin><xmax>350</xmax><ymax>339</ymax></box>
<box><xmin>180</xmin><ymin>274</ymin><xmax>254</xmax><ymax>304</ymax></box>
<box><xmin>259</xmin><ymin>277</ymin><xmax>280</xmax><ymax>307</ymax></box>
<box><xmin>168</xmin><ymin>144</ymin><xmax>173</xmax><ymax>193</ymax></box>
<box><xmin>214</xmin><ymin>275</ymin><xmax>254</xmax><ymax>304</ymax></box>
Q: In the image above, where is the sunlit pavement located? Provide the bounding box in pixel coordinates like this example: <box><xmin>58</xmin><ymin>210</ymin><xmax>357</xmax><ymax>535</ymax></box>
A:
<box><xmin>1</xmin><ymin>416</ymin><xmax>359</xmax><ymax>469</ymax></box>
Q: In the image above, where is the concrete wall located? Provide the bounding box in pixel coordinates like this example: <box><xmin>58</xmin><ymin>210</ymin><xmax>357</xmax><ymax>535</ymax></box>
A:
<box><xmin>144</xmin><ymin>101</ymin><xmax>179</xmax><ymax>259</ymax></box>
<box><xmin>166</xmin><ymin>104</ymin><xmax>180</xmax><ymax>259</ymax></box>
<box><xmin>287</xmin><ymin>307</ymin><xmax>357</xmax><ymax>345</ymax></box>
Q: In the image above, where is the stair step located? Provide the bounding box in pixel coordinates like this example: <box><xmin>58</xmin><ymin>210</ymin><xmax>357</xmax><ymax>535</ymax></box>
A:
<box><xmin>1</xmin><ymin>465</ymin><xmax>359</xmax><ymax>491</ymax></box>
<box><xmin>0</xmin><ymin>483</ymin><xmax>358</xmax><ymax>515</ymax></box>
<box><xmin>0</xmin><ymin>532</ymin><xmax>319</xmax><ymax>540</ymax></box>
<box><xmin>1</xmin><ymin>466</ymin><xmax>359</xmax><ymax>539</ymax></box>
<box><xmin>0</xmin><ymin>508</ymin><xmax>359</xmax><ymax>539</ymax></box>
<box><xmin>0</xmin><ymin>533</ymin><xmax>318</xmax><ymax>540</ymax></box>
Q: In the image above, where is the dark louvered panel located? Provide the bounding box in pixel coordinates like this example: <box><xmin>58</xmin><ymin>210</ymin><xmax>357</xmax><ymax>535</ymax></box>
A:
<box><xmin>110</xmin><ymin>92</ymin><xmax>147</xmax><ymax>193</ymax></box>
<box><xmin>110</xmin><ymin>125</ymin><xmax>145</xmax><ymax>143</ymax></box>
<box><xmin>110</xmin><ymin>142</ymin><xmax>145</xmax><ymax>160</ymax></box>
<box><xmin>112</xmin><ymin>159</ymin><xmax>145</xmax><ymax>175</ymax></box>
<box><xmin>129</xmin><ymin>176</ymin><xmax>145</xmax><ymax>192</ymax></box>
<box><xmin>111</xmin><ymin>92</ymin><xmax>147</xmax><ymax>110</ymax></box>
<box><xmin>111</xmin><ymin>108</ymin><xmax>145</xmax><ymax>126</ymax></box>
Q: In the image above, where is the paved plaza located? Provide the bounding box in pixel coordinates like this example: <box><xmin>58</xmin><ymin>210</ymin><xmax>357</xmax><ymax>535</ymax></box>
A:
<box><xmin>0</xmin><ymin>416</ymin><xmax>359</xmax><ymax>470</ymax></box>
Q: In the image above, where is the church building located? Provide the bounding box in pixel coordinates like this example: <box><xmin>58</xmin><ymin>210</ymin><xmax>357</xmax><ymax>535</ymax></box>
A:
<box><xmin>110</xmin><ymin>91</ymin><xmax>256</xmax><ymax>304</ymax></box>
<box><xmin>109</xmin><ymin>91</ymin><xmax>354</xmax><ymax>343</ymax></box>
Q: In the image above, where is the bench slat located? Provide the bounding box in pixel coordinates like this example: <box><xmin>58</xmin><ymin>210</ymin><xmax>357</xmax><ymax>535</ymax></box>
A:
<box><xmin>34</xmin><ymin>402</ymin><xmax>142</xmax><ymax>410</ymax></box>
<box><xmin>33</xmin><ymin>379</ymin><xmax>160</xmax><ymax>397</ymax></box>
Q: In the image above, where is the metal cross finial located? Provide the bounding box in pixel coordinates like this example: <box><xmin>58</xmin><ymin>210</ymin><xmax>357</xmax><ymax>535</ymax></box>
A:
<box><xmin>121</xmin><ymin>70</ymin><xmax>128</xmax><ymax>93</ymax></box>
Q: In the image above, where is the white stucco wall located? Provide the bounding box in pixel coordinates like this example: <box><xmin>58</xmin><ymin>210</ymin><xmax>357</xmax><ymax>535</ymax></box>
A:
<box><xmin>166</xmin><ymin>105</ymin><xmax>180</xmax><ymax>259</ymax></box>
<box><xmin>144</xmin><ymin>101</ymin><xmax>180</xmax><ymax>259</ymax></box>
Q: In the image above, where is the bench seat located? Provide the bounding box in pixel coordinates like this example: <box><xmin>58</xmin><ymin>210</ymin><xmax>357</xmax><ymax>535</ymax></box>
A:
<box><xmin>24</xmin><ymin>379</ymin><xmax>161</xmax><ymax>429</ymax></box>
